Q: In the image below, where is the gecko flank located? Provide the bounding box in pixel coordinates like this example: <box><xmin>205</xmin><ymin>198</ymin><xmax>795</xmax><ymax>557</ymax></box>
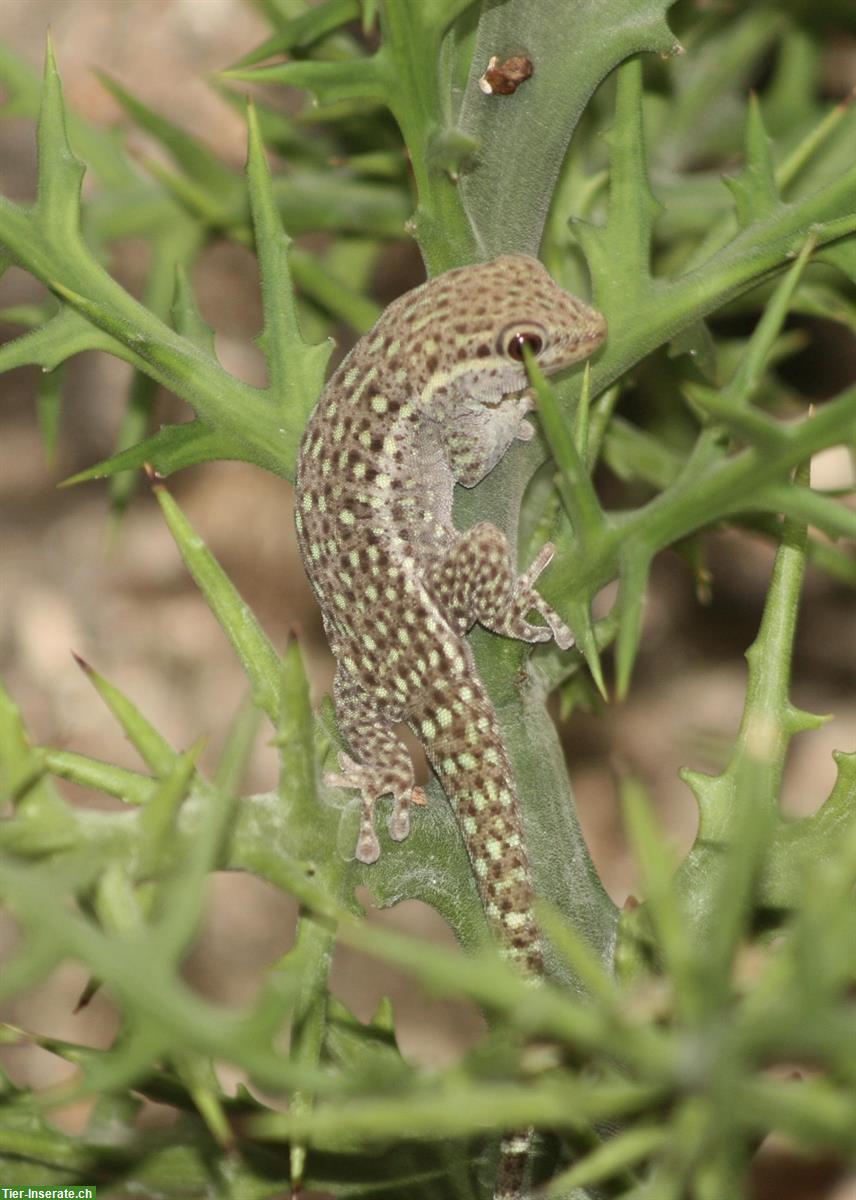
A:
<box><xmin>296</xmin><ymin>254</ymin><xmax>605</xmax><ymax>979</ymax></box>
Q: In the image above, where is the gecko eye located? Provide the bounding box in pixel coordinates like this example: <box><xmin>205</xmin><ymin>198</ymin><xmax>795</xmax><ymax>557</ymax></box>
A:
<box><xmin>498</xmin><ymin>324</ymin><xmax>546</xmax><ymax>362</ymax></box>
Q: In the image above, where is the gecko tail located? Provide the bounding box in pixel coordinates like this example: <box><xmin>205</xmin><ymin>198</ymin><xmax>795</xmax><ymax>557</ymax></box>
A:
<box><xmin>411</xmin><ymin>677</ymin><xmax>544</xmax><ymax>975</ymax></box>
<box><xmin>408</xmin><ymin>679</ymin><xmax>542</xmax><ymax>1199</ymax></box>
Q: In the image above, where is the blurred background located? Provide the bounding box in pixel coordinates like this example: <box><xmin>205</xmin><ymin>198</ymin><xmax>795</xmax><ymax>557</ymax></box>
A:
<box><xmin>0</xmin><ymin>3</ymin><xmax>854</xmax><ymax>1196</ymax></box>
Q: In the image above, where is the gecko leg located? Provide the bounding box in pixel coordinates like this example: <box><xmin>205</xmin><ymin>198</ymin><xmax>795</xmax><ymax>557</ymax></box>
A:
<box><xmin>430</xmin><ymin>522</ymin><xmax>573</xmax><ymax>649</ymax></box>
<box><xmin>324</xmin><ymin>667</ymin><xmax>423</xmax><ymax>864</ymax></box>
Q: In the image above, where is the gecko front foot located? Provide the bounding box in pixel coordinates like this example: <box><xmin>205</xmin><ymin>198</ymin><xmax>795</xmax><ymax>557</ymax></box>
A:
<box><xmin>514</xmin><ymin>542</ymin><xmax>574</xmax><ymax>650</ymax></box>
<box><xmin>324</xmin><ymin>751</ymin><xmax>421</xmax><ymax>864</ymax></box>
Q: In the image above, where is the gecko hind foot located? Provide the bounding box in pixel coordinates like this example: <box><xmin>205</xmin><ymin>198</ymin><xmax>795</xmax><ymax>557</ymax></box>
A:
<box><xmin>324</xmin><ymin>752</ymin><xmax>419</xmax><ymax>864</ymax></box>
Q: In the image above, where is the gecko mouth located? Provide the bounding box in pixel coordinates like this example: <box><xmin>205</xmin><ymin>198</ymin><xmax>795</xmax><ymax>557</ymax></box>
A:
<box><xmin>481</xmin><ymin>388</ymin><xmax>524</xmax><ymax>410</ymax></box>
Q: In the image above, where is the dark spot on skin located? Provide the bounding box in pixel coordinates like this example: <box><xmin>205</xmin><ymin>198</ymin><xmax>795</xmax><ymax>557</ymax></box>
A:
<box><xmin>425</xmin><ymin>355</ymin><xmax>438</xmax><ymax>374</ymax></box>
<box><xmin>476</xmin><ymin>344</ymin><xmax>490</xmax><ymax>357</ymax></box>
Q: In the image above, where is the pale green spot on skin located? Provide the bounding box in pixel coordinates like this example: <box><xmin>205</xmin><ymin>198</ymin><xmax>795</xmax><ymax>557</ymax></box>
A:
<box><xmin>317</xmin><ymin>495</ymin><xmax>327</xmax><ymax>513</ymax></box>
<box><xmin>437</xmin><ymin>707</ymin><xmax>452</xmax><ymax>729</ymax></box>
<box><xmin>353</xmin><ymin>365</ymin><xmax>377</xmax><ymax>401</ymax></box>
<box><xmin>334</xmin><ymin>593</ymin><xmax>347</xmax><ymax>610</ymax></box>
<box><xmin>339</xmin><ymin>510</ymin><xmax>355</xmax><ymax>526</ymax></box>
<box><xmin>344</xmin><ymin>366</ymin><xmax>360</xmax><ymax>388</ymax></box>
<box><xmin>371</xmin><ymin>395</ymin><xmax>389</xmax><ymax>414</ymax></box>
<box><xmin>421</xmin><ymin>719</ymin><xmax>436</xmax><ymax>740</ymax></box>
<box><xmin>302</xmin><ymin>493</ymin><xmax>313</xmax><ymax>512</ymax></box>
<box><xmin>459</xmin><ymin>752</ymin><xmax>477</xmax><ymax>770</ymax></box>
<box><xmin>386</xmin><ymin>338</ymin><xmax>400</xmax><ymax>357</ymax></box>
<box><xmin>359</xmin><ymin>431</ymin><xmax>372</xmax><ymax>448</ymax></box>
<box><xmin>333</xmin><ymin>422</ymin><xmax>345</xmax><ymax>442</ymax></box>
<box><xmin>376</xmin><ymin>473</ymin><xmax>391</xmax><ymax>489</ymax></box>
<box><xmin>354</xmin><ymin>462</ymin><xmax>366</xmax><ymax>479</ymax></box>
<box><xmin>311</xmin><ymin>543</ymin><xmax>320</xmax><ymax>561</ymax></box>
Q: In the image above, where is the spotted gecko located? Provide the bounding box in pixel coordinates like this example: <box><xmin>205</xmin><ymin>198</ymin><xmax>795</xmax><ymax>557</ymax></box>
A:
<box><xmin>295</xmin><ymin>254</ymin><xmax>606</xmax><ymax>1196</ymax></box>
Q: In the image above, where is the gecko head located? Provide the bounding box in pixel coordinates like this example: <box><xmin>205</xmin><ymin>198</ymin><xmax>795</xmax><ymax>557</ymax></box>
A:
<box><xmin>485</xmin><ymin>254</ymin><xmax>606</xmax><ymax>382</ymax></box>
<box><xmin>409</xmin><ymin>257</ymin><xmax>606</xmax><ymax>486</ymax></box>
<box><xmin>415</xmin><ymin>254</ymin><xmax>607</xmax><ymax>408</ymax></box>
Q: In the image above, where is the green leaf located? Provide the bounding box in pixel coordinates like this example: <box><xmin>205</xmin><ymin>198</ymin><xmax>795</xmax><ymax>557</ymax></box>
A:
<box><xmin>34</xmin><ymin>36</ymin><xmax>85</xmax><ymax>243</ymax></box>
<box><xmin>723</xmin><ymin>95</ymin><xmax>780</xmax><ymax>228</ymax></box>
<box><xmin>230</xmin><ymin>0</ymin><xmax>362</xmax><ymax>69</ymax></box>
<box><xmin>225</xmin><ymin>55</ymin><xmax>389</xmax><ymax>110</ymax></box>
<box><xmin>61</xmin><ymin>421</ymin><xmax>247</xmax><ymax>486</ymax></box>
<box><xmin>170</xmin><ymin>266</ymin><xmax>216</xmax><ymax>354</ymax></box>
<box><xmin>246</xmin><ymin>101</ymin><xmax>332</xmax><ymax>417</ymax></box>
<box><xmin>153</xmin><ymin>481</ymin><xmax>282</xmax><ymax>722</ymax></box>
<box><xmin>525</xmin><ymin>350</ymin><xmax>606</xmax><ymax>548</ymax></box>
<box><xmin>457</xmin><ymin>0</ymin><xmax>679</xmax><ymax>259</ymax></box>
<box><xmin>72</xmin><ymin>653</ymin><xmax>177</xmax><ymax>776</ymax></box>
<box><xmin>95</xmin><ymin>71</ymin><xmax>239</xmax><ymax>200</ymax></box>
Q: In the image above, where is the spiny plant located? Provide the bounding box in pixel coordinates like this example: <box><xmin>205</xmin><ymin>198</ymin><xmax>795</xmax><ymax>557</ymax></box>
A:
<box><xmin>0</xmin><ymin>1</ymin><xmax>855</xmax><ymax>1197</ymax></box>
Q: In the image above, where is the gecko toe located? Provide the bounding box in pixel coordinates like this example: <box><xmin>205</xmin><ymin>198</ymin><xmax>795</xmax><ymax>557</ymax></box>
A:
<box><xmin>356</xmin><ymin>827</ymin><xmax>381</xmax><ymax>864</ymax></box>
<box><xmin>388</xmin><ymin>803</ymin><xmax>411</xmax><ymax>842</ymax></box>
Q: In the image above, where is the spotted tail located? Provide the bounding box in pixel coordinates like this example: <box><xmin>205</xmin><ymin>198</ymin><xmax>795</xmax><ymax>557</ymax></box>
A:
<box><xmin>413</xmin><ymin>673</ymin><xmax>543</xmax><ymax>976</ymax></box>
<box><xmin>411</xmin><ymin>672</ymin><xmax>540</xmax><ymax>1200</ymax></box>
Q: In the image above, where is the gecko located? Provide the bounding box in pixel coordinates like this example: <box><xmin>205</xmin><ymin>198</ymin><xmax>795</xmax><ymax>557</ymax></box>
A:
<box><xmin>295</xmin><ymin>254</ymin><xmax>606</xmax><ymax>1198</ymax></box>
